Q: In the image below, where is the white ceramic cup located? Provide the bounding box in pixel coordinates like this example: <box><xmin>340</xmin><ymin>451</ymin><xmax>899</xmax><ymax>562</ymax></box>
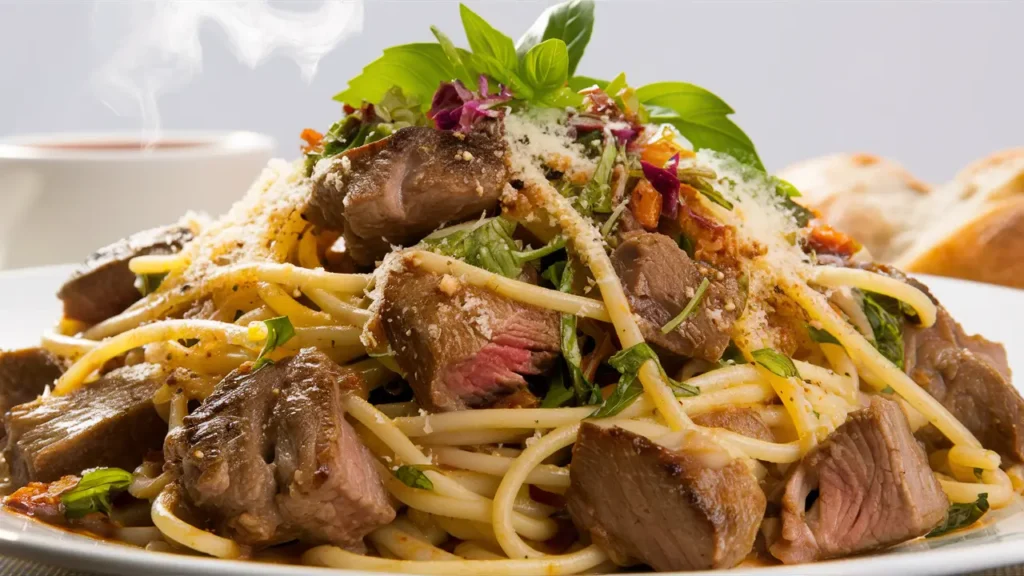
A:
<box><xmin>0</xmin><ymin>131</ymin><xmax>275</xmax><ymax>269</ymax></box>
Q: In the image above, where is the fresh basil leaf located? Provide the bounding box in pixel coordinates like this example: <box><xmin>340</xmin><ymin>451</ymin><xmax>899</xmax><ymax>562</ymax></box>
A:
<box><xmin>593</xmin><ymin>342</ymin><xmax>698</xmax><ymax>418</ymax></box>
<box><xmin>553</xmin><ymin>258</ymin><xmax>600</xmax><ymax>406</ymax></box>
<box><xmin>719</xmin><ymin>342</ymin><xmax>747</xmax><ymax>366</ymax></box>
<box><xmin>568</xmin><ymin>76</ymin><xmax>607</xmax><ymax>94</ymax></box>
<box><xmin>880</xmin><ymin>385</ymin><xmax>896</xmax><ymax>394</ymax></box>
<box><xmin>430</xmin><ymin>25</ymin><xmax>470</xmax><ymax>81</ymax></box>
<box><xmin>423</xmin><ymin>217</ymin><xmax>523</xmax><ymax>278</ymax></box>
<box><xmin>464</xmin><ymin>52</ymin><xmax>534</xmax><ymax>99</ymax></box>
<box><xmin>394</xmin><ymin>465</ymin><xmax>434</xmax><ymax>491</ymax></box>
<box><xmin>516</xmin><ymin>0</ymin><xmax>594</xmax><ymax>77</ymax></box>
<box><xmin>974</xmin><ymin>467</ymin><xmax>984</xmax><ymax>480</ymax></box>
<box><xmin>783</xmin><ymin>197</ymin><xmax>815</xmax><ymax>227</ymax></box>
<box><xmin>568</xmin><ymin>75</ymin><xmax>607</xmax><ymax>92</ymax></box>
<box><xmin>135</xmin><ymin>273</ymin><xmax>167</xmax><ymax>297</ymax></box>
<box><xmin>862</xmin><ymin>292</ymin><xmax>905</xmax><ymax>370</ymax></box>
<box><xmin>254</xmin><ymin>316</ymin><xmax>295</xmax><ymax>370</ymax></box>
<box><xmin>61</xmin><ymin>467</ymin><xmax>133</xmax><ymax>519</ymax></box>
<box><xmin>927</xmin><ymin>493</ymin><xmax>989</xmax><ymax>537</ymax></box>
<box><xmin>752</xmin><ymin>348</ymin><xmax>800</xmax><ymax>379</ymax></box>
<box><xmin>661</xmin><ymin>277</ymin><xmax>711</xmax><ymax>334</ymax></box>
<box><xmin>775</xmin><ymin>178</ymin><xmax>802</xmax><ymax>198</ymax></box>
<box><xmin>639</xmin><ymin>82</ymin><xmax>763</xmax><ymax>171</ymax></box>
<box><xmin>539</xmin><ymin>86</ymin><xmax>585</xmax><ymax>108</ymax></box>
<box><xmin>807</xmin><ymin>325</ymin><xmax>841</xmax><ymax>346</ymax></box>
<box><xmin>512</xmin><ymin>235</ymin><xmax>566</xmax><ymax>265</ymax></box>
<box><xmin>522</xmin><ymin>39</ymin><xmax>569</xmax><ymax>95</ymax></box>
<box><xmin>604</xmin><ymin>72</ymin><xmax>627</xmax><ymax>98</ymax></box>
<box><xmin>541</xmin><ymin>364</ymin><xmax>575</xmax><ymax>408</ymax></box>
<box><xmin>334</xmin><ymin>43</ymin><xmax>458</xmax><ymax>109</ymax></box>
<box><xmin>460</xmin><ymin>4</ymin><xmax>518</xmax><ymax>73</ymax></box>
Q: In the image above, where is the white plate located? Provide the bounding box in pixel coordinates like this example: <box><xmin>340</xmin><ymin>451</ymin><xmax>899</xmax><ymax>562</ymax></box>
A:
<box><xmin>0</xmin><ymin>265</ymin><xmax>1022</xmax><ymax>576</ymax></box>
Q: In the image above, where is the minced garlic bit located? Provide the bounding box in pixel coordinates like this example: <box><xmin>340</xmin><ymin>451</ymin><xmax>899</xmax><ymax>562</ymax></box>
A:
<box><xmin>438</xmin><ymin>274</ymin><xmax>461</xmax><ymax>295</ymax></box>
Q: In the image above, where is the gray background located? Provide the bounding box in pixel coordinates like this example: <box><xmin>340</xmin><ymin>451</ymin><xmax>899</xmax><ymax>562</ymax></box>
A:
<box><xmin>0</xmin><ymin>0</ymin><xmax>1021</xmax><ymax>182</ymax></box>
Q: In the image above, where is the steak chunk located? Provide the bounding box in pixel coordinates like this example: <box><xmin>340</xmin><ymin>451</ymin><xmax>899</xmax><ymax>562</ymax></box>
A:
<box><xmin>308</xmin><ymin>126</ymin><xmax>509</xmax><ymax>266</ymax></box>
<box><xmin>0</xmin><ymin>348</ymin><xmax>64</xmax><ymax>426</ymax></box>
<box><xmin>374</xmin><ymin>265</ymin><xmax>559</xmax><ymax>412</ymax></box>
<box><xmin>567</xmin><ymin>421</ymin><xmax>765</xmax><ymax>571</ymax></box>
<box><xmin>693</xmin><ymin>407</ymin><xmax>775</xmax><ymax>442</ymax></box>
<box><xmin>58</xmin><ymin>225</ymin><xmax>193</xmax><ymax>324</ymax></box>
<box><xmin>168</xmin><ymin>349</ymin><xmax>393</xmax><ymax>548</ymax></box>
<box><xmin>903</xmin><ymin>293</ymin><xmax>1023</xmax><ymax>463</ymax></box>
<box><xmin>611</xmin><ymin>232</ymin><xmax>744</xmax><ymax>363</ymax></box>
<box><xmin>167</xmin><ymin>357</ymin><xmax>283</xmax><ymax>544</ymax></box>
<box><xmin>272</xmin><ymin>351</ymin><xmax>394</xmax><ymax>547</ymax></box>
<box><xmin>4</xmin><ymin>364</ymin><xmax>166</xmax><ymax>486</ymax></box>
<box><xmin>769</xmin><ymin>397</ymin><xmax>947</xmax><ymax>564</ymax></box>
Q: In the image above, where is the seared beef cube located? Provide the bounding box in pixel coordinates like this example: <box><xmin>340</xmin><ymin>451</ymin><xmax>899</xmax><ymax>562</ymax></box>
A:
<box><xmin>693</xmin><ymin>407</ymin><xmax>775</xmax><ymax>442</ymax></box>
<box><xmin>167</xmin><ymin>357</ymin><xmax>283</xmax><ymax>545</ymax></box>
<box><xmin>308</xmin><ymin>126</ymin><xmax>509</xmax><ymax>265</ymax></box>
<box><xmin>169</xmin><ymin>349</ymin><xmax>393</xmax><ymax>548</ymax></box>
<box><xmin>567</xmin><ymin>421</ymin><xmax>765</xmax><ymax>571</ymax></box>
<box><xmin>375</xmin><ymin>266</ymin><xmax>559</xmax><ymax>412</ymax></box>
<box><xmin>4</xmin><ymin>364</ymin><xmax>166</xmax><ymax>486</ymax></box>
<box><xmin>611</xmin><ymin>232</ymin><xmax>744</xmax><ymax>363</ymax></box>
<box><xmin>58</xmin><ymin>225</ymin><xmax>193</xmax><ymax>324</ymax></box>
<box><xmin>0</xmin><ymin>348</ymin><xmax>63</xmax><ymax>423</ymax></box>
<box><xmin>904</xmin><ymin>299</ymin><xmax>1023</xmax><ymax>463</ymax></box>
<box><xmin>272</xmin><ymin>350</ymin><xmax>395</xmax><ymax>548</ymax></box>
<box><xmin>769</xmin><ymin>397</ymin><xmax>947</xmax><ymax>564</ymax></box>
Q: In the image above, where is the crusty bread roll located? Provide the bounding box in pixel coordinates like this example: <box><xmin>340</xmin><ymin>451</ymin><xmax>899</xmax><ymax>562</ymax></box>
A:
<box><xmin>895</xmin><ymin>149</ymin><xmax>1024</xmax><ymax>287</ymax></box>
<box><xmin>779</xmin><ymin>149</ymin><xmax>1024</xmax><ymax>289</ymax></box>
<box><xmin>777</xmin><ymin>153</ymin><xmax>930</xmax><ymax>262</ymax></box>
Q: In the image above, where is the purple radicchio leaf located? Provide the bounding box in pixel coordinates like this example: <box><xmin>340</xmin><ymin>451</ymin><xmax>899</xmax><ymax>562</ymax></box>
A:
<box><xmin>609</xmin><ymin>125</ymin><xmax>636</xmax><ymax>145</ymax></box>
<box><xmin>641</xmin><ymin>153</ymin><xmax>681</xmax><ymax>220</ymax></box>
<box><xmin>428</xmin><ymin>76</ymin><xmax>511</xmax><ymax>133</ymax></box>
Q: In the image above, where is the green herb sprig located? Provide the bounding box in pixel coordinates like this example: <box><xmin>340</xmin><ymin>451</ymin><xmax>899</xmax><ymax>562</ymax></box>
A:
<box><xmin>135</xmin><ymin>273</ymin><xmax>167</xmax><ymax>297</ymax></box>
<box><xmin>927</xmin><ymin>493</ymin><xmax>989</xmax><ymax>537</ymax></box>
<box><xmin>861</xmin><ymin>292</ymin><xmax>905</xmax><ymax>370</ymax></box>
<box><xmin>422</xmin><ymin>217</ymin><xmax>564</xmax><ymax>279</ymax></box>
<box><xmin>807</xmin><ymin>325</ymin><xmax>841</xmax><ymax>346</ymax></box>
<box><xmin>592</xmin><ymin>342</ymin><xmax>698</xmax><ymax>418</ymax></box>
<box><xmin>254</xmin><ymin>316</ymin><xmax>296</xmax><ymax>370</ymax></box>
<box><xmin>61</xmin><ymin>467</ymin><xmax>134</xmax><ymax>519</ymax></box>
<box><xmin>540</xmin><ymin>261</ymin><xmax>601</xmax><ymax>408</ymax></box>
<box><xmin>661</xmin><ymin>277</ymin><xmax>711</xmax><ymax>335</ymax></box>
<box><xmin>394</xmin><ymin>465</ymin><xmax>435</xmax><ymax>491</ymax></box>
<box><xmin>752</xmin><ymin>348</ymin><xmax>801</xmax><ymax>379</ymax></box>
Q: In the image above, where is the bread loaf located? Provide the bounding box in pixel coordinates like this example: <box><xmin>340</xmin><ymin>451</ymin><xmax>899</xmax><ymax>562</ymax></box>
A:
<box><xmin>779</xmin><ymin>149</ymin><xmax>1024</xmax><ymax>289</ymax></box>
<box><xmin>777</xmin><ymin>153</ymin><xmax>929</xmax><ymax>262</ymax></box>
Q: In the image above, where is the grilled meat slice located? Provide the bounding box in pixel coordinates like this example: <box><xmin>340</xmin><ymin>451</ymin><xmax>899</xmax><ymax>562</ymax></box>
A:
<box><xmin>308</xmin><ymin>126</ymin><xmax>509</xmax><ymax>266</ymax></box>
<box><xmin>58</xmin><ymin>225</ymin><xmax>193</xmax><ymax>324</ymax></box>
